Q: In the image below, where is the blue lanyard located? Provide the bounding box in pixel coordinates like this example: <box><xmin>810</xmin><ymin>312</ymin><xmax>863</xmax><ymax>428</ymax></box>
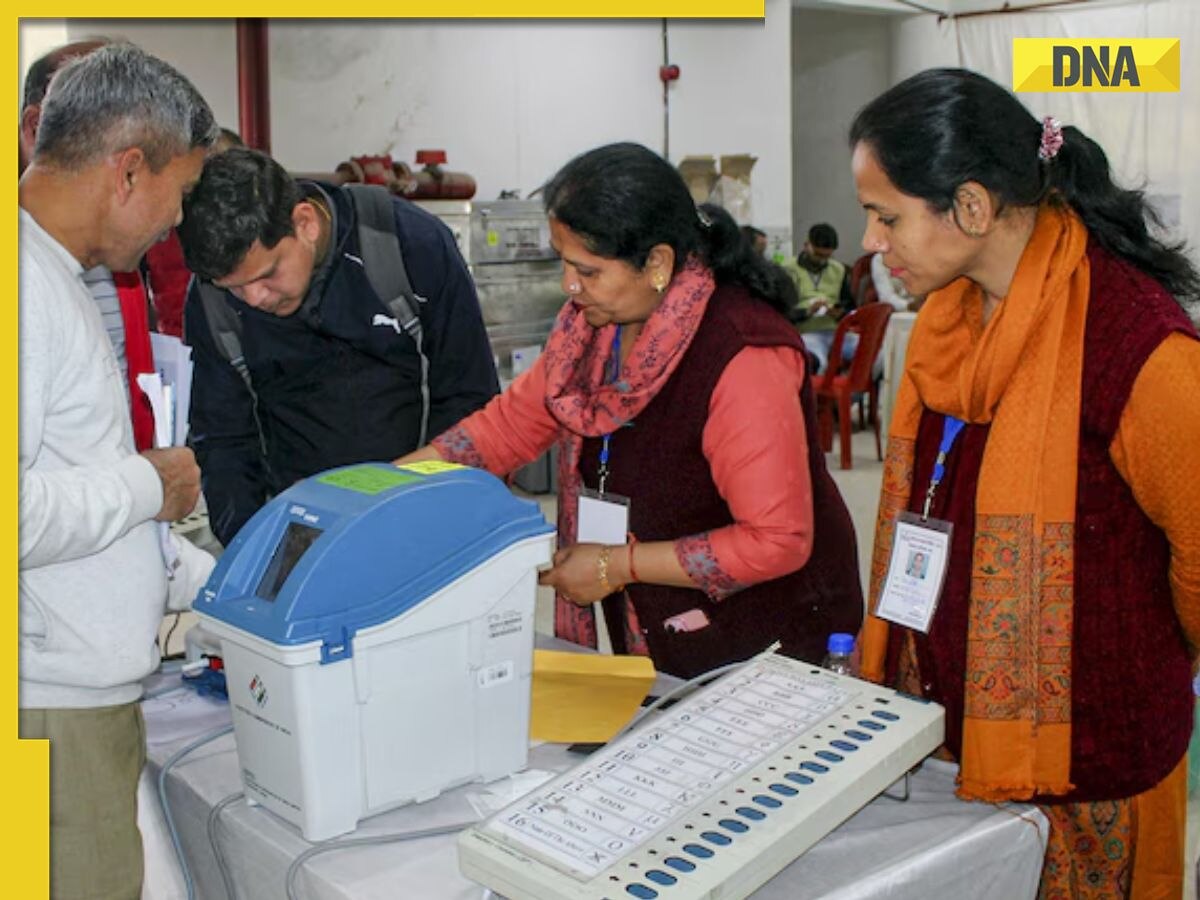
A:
<box><xmin>597</xmin><ymin>326</ymin><xmax>622</xmax><ymax>495</ymax></box>
<box><xmin>921</xmin><ymin>415</ymin><xmax>965</xmax><ymax>520</ymax></box>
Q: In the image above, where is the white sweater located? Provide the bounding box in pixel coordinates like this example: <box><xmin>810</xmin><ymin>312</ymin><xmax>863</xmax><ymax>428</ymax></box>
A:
<box><xmin>19</xmin><ymin>209</ymin><xmax>212</xmax><ymax>708</ymax></box>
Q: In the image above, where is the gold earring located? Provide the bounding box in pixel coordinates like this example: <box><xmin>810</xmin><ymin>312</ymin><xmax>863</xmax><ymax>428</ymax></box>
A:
<box><xmin>653</xmin><ymin>274</ymin><xmax>667</xmax><ymax>295</ymax></box>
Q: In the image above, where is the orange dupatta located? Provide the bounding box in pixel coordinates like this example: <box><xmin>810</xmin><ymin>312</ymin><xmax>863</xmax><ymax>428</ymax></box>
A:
<box><xmin>860</xmin><ymin>204</ymin><xmax>1090</xmax><ymax>801</ymax></box>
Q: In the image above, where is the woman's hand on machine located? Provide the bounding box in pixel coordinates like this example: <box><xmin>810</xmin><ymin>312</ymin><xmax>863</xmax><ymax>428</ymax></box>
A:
<box><xmin>539</xmin><ymin>543</ymin><xmax>627</xmax><ymax>605</ymax></box>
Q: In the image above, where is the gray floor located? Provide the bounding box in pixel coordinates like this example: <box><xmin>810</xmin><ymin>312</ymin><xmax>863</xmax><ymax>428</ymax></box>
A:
<box><xmin>524</xmin><ymin>422</ymin><xmax>1200</xmax><ymax>896</ymax></box>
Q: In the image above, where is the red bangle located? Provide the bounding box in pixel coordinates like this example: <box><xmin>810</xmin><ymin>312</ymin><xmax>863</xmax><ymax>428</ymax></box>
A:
<box><xmin>627</xmin><ymin>533</ymin><xmax>641</xmax><ymax>584</ymax></box>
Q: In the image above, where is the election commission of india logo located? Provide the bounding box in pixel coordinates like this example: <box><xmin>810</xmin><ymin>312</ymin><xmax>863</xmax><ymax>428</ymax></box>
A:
<box><xmin>249</xmin><ymin>674</ymin><xmax>268</xmax><ymax>707</ymax></box>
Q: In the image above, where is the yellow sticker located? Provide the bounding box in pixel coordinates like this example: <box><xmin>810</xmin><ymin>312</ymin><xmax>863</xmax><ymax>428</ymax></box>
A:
<box><xmin>398</xmin><ymin>460</ymin><xmax>468</xmax><ymax>475</ymax></box>
<box><xmin>486</xmin><ymin>229</ymin><xmax>499</xmax><ymax>247</ymax></box>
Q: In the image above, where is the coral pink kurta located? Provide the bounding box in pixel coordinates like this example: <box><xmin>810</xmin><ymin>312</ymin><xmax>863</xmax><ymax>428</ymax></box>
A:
<box><xmin>441</xmin><ymin>343</ymin><xmax>815</xmax><ymax>593</ymax></box>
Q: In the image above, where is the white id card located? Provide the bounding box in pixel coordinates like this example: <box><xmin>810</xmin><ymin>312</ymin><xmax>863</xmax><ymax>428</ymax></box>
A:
<box><xmin>875</xmin><ymin>512</ymin><xmax>953</xmax><ymax>633</ymax></box>
<box><xmin>577</xmin><ymin>489</ymin><xmax>630</xmax><ymax>545</ymax></box>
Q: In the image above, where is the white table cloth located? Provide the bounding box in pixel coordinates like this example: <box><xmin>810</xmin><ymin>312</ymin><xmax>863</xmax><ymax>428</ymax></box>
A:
<box><xmin>137</xmin><ymin>677</ymin><xmax>1047</xmax><ymax>900</ymax></box>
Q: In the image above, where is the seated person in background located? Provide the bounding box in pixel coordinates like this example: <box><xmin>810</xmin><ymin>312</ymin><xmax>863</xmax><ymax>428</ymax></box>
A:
<box><xmin>870</xmin><ymin>250</ymin><xmax>922</xmax><ymax>311</ymax></box>
<box><xmin>398</xmin><ymin>142</ymin><xmax>863</xmax><ymax>680</ymax></box>
<box><xmin>740</xmin><ymin>224</ymin><xmax>768</xmax><ymax>257</ymax></box>
<box><xmin>782</xmin><ymin>223</ymin><xmax>857</xmax><ymax>372</ymax></box>
<box><xmin>178</xmin><ymin>148</ymin><xmax>499</xmax><ymax>546</ymax></box>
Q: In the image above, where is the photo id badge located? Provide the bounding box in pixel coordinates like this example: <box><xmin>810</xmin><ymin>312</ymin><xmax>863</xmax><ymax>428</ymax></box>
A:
<box><xmin>577</xmin><ymin>488</ymin><xmax>630</xmax><ymax>546</ymax></box>
<box><xmin>875</xmin><ymin>512</ymin><xmax>954</xmax><ymax>633</ymax></box>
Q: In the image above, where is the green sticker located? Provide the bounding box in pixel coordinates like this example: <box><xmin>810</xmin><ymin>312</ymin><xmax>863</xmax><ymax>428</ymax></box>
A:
<box><xmin>486</xmin><ymin>229</ymin><xmax>499</xmax><ymax>247</ymax></box>
<box><xmin>317</xmin><ymin>465</ymin><xmax>421</xmax><ymax>495</ymax></box>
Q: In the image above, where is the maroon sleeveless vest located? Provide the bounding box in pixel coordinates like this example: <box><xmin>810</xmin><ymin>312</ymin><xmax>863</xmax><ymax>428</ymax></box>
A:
<box><xmin>889</xmin><ymin>242</ymin><xmax>1197</xmax><ymax>801</ymax></box>
<box><xmin>579</xmin><ymin>284</ymin><xmax>863</xmax><ymax>679</ymax></box>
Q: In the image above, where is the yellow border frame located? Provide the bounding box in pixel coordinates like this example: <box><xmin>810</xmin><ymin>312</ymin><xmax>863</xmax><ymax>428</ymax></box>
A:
<box><xmin>10</xmin><ymin>9</ymin><xmax>764</xmax><ymax>895</ymax></box>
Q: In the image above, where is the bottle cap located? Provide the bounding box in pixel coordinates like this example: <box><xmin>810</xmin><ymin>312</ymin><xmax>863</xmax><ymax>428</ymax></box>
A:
<box><xmin>827</xmin><ymin>633</ymin><xmax>855</xmax><ymax>655</ymax></box>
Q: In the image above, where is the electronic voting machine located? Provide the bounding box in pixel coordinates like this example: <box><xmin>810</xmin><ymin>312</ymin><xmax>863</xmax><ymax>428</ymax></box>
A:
<box><xmin>194</xmin><ymin>461</ymin><xmax>555</xmax><ymax>841</ymax></box>
<box><xmin>458</xmin><ymin>651</ymin><xmax>945</xmax><ymax>899</ymax></box>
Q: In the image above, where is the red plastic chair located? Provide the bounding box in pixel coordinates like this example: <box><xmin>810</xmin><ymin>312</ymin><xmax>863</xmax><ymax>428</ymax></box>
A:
<box><xmin>849</xmin><ymin>254</ymin><xmax>874</xmax><ymax>306</ymax></box>
<box><xmin>811</xmin><ymin>302</ymin><xmax>893</xmax><ymax>470</ymax></box>
<box><xmin>854</xmin><ymin>283</ymin><xmax>880</xmax><ymax>427</ymax></box>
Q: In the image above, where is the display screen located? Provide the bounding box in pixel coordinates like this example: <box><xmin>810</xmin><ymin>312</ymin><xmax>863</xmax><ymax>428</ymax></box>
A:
<box><xmin>256</xmin><ymin>522</ymin><xmax>324</xmax><ymax>602</ymax></box>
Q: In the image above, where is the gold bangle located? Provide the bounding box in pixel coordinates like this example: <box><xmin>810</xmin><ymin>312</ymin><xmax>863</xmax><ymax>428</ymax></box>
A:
<box><xmin>597</xmin><ymin>546</ymin><xmax>624</xmax><ymax>595</ymax></box>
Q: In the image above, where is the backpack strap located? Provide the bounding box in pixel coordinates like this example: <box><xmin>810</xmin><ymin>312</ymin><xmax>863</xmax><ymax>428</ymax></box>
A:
<box><xmin>189</xmin><ymin>274</ymin><xmax>273</xmax><ymax>468</ymax></box>
<box><xmin>343</xmin><ymin>183</ymin><xmax>431</xmax><ymax>446</ymax></box>
<box><xmin>192</xmin><ymin>275</ymin><xmax>252</xmax><ymax>392</ymax></box>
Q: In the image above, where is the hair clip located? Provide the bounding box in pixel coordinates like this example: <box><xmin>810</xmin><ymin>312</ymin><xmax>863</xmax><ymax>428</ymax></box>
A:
<box><xmin>696</xmin><ymin>207</ymin><xmax>713</xmax><ymax>229</ymax></box>
<box><xmin>1038</xmin><ymin>116</ymin><xmax>1064</xmax><ymax>162</ymax></box>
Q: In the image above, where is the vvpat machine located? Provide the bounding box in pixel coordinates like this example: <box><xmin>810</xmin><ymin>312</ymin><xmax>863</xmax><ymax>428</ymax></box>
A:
<box><xmin>193</xmin><ymin>462</ymin><xmax>555</xmax><ymax>841</ymax></box>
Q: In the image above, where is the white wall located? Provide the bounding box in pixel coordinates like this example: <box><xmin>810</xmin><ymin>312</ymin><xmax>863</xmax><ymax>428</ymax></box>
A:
<box><xmin>888</xmin><ymin>12</ymin><xmax>958</xmax><ymax>84</ymax></box>
<box><xmin>669</xmin><ymin>0</ymin><xmax>794</xmax><ymax>230</ymax></box>
<box><xmin>23</xmin><ymin>16</ymin><xmax>793</xmax><ymax>234</ymax></box>
<box><xmin>791</xmin><ymin>7</ymin><xmax>892</xmax><ymax>263</ymax></box>
<box><xmin>268</xmin><ymin>20</ymin><xmax>662</xmax><ymax>203</ymax></box>
<box><xmin>50</xmin><ymin>20</ymin><xmax>240</xmax><ymax>130</ymax></box>
<box><xmin>18</xmin><ymin>21</ymin><xmax>69</xmax><ymax>105</ymax></box>
<box><xmin>269</xmin><ymin>8</ymin><xmax>794</xmax><ymax>230</ymax></box>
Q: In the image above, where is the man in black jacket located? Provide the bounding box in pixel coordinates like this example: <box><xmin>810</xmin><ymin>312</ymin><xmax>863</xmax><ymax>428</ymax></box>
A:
<box><xmin>179</xmin><ymin>149</ymin><xmax>498</xmax><ymax>546</ymax></box>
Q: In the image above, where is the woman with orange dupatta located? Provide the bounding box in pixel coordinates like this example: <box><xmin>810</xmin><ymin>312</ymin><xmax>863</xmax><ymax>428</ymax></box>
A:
<box><xmin>398</xmin><ymin>143</ymin><xmax>862</xmax><ymax>680</ymax></box>
<box><xmin>851</xmin><ymin>69</ymin><xmax>1200</xmax><ymax>899</ymax></box>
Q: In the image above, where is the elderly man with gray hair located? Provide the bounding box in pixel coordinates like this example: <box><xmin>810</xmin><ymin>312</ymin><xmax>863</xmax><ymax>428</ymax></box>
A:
<box><xmin>18</xmin><ymin>43</ymin><xmax>218</xmax><ymax>899</ymax></box>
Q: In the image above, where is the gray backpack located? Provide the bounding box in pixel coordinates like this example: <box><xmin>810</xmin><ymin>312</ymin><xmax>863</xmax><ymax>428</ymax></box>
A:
<box><xmin>190</xmin><ymin>183</ymin><xmax>431</xmax><ymax>455</ymax></box>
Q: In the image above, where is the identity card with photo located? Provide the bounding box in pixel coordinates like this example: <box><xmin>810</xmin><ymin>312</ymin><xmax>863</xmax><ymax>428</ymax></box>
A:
<box><xmin>875</xmin><ymin>512</ymin><xmax>953</xmax><ymax>633</ymax></box>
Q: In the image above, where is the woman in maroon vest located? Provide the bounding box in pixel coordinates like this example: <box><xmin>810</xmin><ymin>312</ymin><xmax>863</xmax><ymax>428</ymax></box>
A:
<box><xmin>401</xmin><ymin>142</ymin><xmax>863</xmax><ymax>679</ymax></box>
<box><xmin>852</xmin><ymin>69</ymin><xmax>1200</xmax><ymax>897</ymax></box>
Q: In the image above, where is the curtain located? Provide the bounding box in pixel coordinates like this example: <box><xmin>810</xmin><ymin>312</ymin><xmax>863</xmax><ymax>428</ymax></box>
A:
<box><xmin>949</xmin><ymin>0</ymin><xmax>1199</xmax><ymax>265</ymax></box>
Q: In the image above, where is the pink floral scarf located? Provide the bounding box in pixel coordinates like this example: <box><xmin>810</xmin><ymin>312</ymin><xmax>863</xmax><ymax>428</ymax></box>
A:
<box><xmin>549</xmin><ymin>257</ymin><xmax>716</xmax><ymax>648</ymax></box>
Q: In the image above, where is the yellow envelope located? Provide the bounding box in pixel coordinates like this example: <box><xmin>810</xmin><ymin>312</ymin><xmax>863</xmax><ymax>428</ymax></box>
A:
<box><xmin>530</xmin><ymin>650</ymin><xmax>657</xmax><ymax>744</ymax></box>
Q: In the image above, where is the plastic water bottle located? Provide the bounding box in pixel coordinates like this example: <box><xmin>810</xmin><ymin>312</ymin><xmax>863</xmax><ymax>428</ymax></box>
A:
<box><xmin>822</xmin><ymin>633</ymin><xmax>856</xmax><ymax>676</ymax></box>
<box><xmin>1189</xmin><ymin>674</ymin><xmax>1200</xmax><ymax>795</ymax></box>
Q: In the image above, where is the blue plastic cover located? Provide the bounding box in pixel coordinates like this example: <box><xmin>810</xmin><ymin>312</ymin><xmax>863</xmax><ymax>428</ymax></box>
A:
<box><xmin>195</xmin><ymin>463</ymin><xmax>553</xmax><ymax>655</ymax></box>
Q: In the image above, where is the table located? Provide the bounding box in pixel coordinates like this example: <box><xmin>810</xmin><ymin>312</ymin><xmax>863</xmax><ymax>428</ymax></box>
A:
<box><xmin>137</xmin><ymin>678</ymin><xmax>1048</xmax><ymax>900</ymax></box>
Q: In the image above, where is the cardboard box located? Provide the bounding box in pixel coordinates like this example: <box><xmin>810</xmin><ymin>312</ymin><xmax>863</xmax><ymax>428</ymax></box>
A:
<box><xmin>677</xmin><ymin>155</ymin><xmax>719</xmax><ymax>205</ymax></box>
<box><xmin>719</xmin><ymin>153</ymin><xmax>757</xmax><ymax>184</ymax></box>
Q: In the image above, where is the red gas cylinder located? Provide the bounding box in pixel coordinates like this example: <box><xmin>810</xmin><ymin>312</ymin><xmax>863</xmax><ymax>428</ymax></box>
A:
<box><xmin>394</xmin><ymin>149</ymin><xmax>477</xmax><ymax>200</ymax></box>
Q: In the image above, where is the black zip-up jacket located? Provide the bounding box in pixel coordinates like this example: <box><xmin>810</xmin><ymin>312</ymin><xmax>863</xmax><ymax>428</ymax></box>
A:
<box><xmin>185</xmin><ymin>183</ymin><xmax>499</xmax><ymax>546</ymax></box>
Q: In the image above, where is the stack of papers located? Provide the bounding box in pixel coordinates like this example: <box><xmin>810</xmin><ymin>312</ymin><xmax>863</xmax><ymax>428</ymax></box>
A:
<box><xmin>135</xmin><ymin>334</ymin><xmax>195</xmax><ymax>573</ymax></box>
